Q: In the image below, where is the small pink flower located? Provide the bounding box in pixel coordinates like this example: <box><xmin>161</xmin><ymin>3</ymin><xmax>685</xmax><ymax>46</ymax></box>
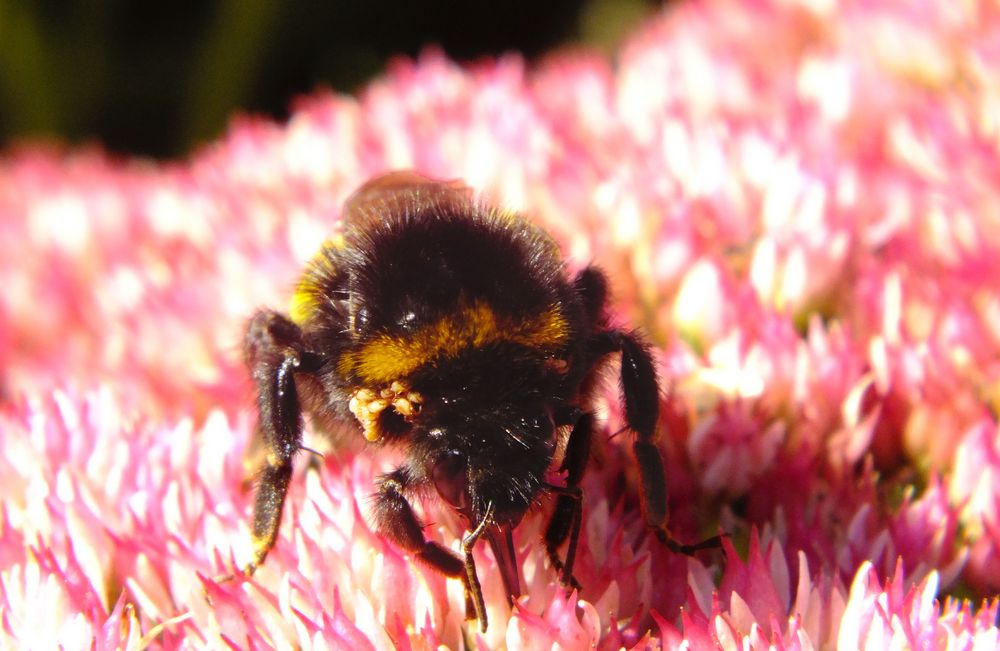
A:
<box><xmin>951</xmin><ymin>417</ymin><xmax>1000</xmax><ymax>594</ymax></box>
<box><xmin>688</xmin><ymin>401</ymin><xmax>785</xmax><ymax>496</ymax></box>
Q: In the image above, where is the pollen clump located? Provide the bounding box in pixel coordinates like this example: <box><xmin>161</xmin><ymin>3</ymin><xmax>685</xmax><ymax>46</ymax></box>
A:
<box><xmin>348</xmin><ymin>381</ymin><xmax>423</xmax><ymax>441</ymax></box>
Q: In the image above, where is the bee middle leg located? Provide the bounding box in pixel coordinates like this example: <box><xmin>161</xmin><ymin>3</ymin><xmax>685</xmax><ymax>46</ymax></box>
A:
<box><xmin>544</xmin><ymin>411</ymin><xmax>594</xmax><ymax>589</ymax></box>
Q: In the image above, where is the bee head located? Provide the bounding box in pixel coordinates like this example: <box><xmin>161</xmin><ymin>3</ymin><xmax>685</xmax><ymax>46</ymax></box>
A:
<box><xmin>421</xmin><ymin>401</ymin><xmax>556</xmax><ymax>526</ymax></box>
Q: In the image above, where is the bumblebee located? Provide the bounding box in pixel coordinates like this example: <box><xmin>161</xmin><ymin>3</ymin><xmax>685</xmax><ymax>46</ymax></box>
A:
<box><xmin>243</xmin><ymin>172</ymin><xmax>719</xmax><ymax>631</ymax></box>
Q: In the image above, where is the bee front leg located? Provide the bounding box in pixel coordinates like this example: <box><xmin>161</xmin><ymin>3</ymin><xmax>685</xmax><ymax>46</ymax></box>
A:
<box><xmin>609</xmin><ymin>330</ymin><xmax>723</xmax><ymax>555</ymax></box>
<box><xmin>243</xmin><ymin>310</ymin><xmax>315</xmax><ymax>575</ymax></box>
<box><xmin>372</xmin><ymin>470</ymin><xmax>493</xmax><ymax>630</ymax></box>
<box><xmin>460</xmin><ymin>503</ymin><xmax>495</xmax><ymax>633</ymax></box>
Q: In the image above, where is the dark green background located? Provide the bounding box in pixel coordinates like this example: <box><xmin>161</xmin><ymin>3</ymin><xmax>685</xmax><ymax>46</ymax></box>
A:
<box><xmin>0</xmin><ymin>1</ymin><xmax>654</xmax><ymax>159</ymax></box>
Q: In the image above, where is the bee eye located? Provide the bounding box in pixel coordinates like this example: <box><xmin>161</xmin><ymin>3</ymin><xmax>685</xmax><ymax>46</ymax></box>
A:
<box><xmin>399</xmin><ymin>310</ymin><xmax>419</xmax><ymax>330</ymax></box>
<box><xmin>432</xmin><ymin>450</ymin><xmax>467</xmax><ymax>509</ymax></box>
<box><xmin>354</xmin><ymin>306</ymin><xmax>370</xmax><ymax>327</ymax></box>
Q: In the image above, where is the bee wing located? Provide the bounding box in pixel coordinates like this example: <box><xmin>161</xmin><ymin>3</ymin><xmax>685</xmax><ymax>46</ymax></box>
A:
<box><xmin>342</xmin><ymin>171</ymin><xmax>472</xmax><ymax>229</ymax></box>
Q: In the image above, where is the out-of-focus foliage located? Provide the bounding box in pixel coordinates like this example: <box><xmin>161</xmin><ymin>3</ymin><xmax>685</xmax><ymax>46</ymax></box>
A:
<box><xmin>0</xmin><ymin>0</ymin><xmax>654</xmax><ymax>158</ymax></box>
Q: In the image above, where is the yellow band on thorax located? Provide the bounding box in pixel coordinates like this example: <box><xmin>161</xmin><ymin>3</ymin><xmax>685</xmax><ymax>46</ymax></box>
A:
<box><xmin>338</xmin><ymin>301</ymin><xmax>568</xmax><ymax>383</ymax></box>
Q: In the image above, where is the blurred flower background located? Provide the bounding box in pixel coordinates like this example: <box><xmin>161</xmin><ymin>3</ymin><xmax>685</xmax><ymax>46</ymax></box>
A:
<box><xmin>0</xmin><ymin>1</ymin><xmax>643</xmax><ymax>158</ymax></box>
<box><xmin>1</xmin><ymin>0</ymin><xmax>999</xmax><ymax>649</ymax></box>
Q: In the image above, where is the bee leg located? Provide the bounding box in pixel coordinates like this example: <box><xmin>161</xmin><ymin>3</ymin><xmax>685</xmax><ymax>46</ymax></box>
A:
<box><xmin>483</xmin><ymin>523</ymin><xmax>521</xmax><ymax>604</ymax></box>
<box><xmin>609</xmin><ymin>330</ymin><xmax>723</xmax><ymax>555</ymax></box>
<box><xmin>572</xmin><ymin>265</ymin><xmax>609</xmax><ymax>325</ymax></box>
<box><xmin>372</xmin><ymin>470</ymin><xmax>490</xmax><ymax>630</ymax></box>
<box><xmin>544</xmin><ymin>412</ymin><xmax>594</xmax><ymax>590</ymax></box>
<box><xmin>243</xmin><ymin>310</ymin><xmax>316</xmax><ymax>575</ymax></box>
<box><xmin>460</xmin><ymin>503</ymin><xmax>495</xmax><ymax>633</ymax></box>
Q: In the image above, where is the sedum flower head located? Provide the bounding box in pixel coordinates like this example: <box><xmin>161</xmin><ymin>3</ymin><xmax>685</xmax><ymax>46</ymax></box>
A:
<box><xmin>2</xmin><ymin>0</ymin><xmax>999</xmax><ymax>647</ymax></box>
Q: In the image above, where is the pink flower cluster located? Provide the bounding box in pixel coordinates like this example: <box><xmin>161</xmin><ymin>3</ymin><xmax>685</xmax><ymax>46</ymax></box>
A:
<box><xmin>2</xmin><ymin>0</ymin><xmax>999</xmax><ymax>648</ymax></box>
